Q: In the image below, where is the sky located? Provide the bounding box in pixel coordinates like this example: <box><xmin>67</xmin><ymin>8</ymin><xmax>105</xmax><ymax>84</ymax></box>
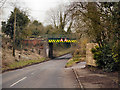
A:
<box><xmin>1</xmin><ymin>0</ymin><xmax>70</xmax><ymax>26</ymax></box>
<box><xmin>1</xmin><ymin>0</ymin><xmax>118</xmax><ymax>26</ymax></box>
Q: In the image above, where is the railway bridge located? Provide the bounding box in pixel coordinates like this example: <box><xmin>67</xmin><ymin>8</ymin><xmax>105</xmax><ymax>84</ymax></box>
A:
<box><xmin>22</xmin><ymin>35</ymin><xmax>77</xmax><ymax>58</ymax></box>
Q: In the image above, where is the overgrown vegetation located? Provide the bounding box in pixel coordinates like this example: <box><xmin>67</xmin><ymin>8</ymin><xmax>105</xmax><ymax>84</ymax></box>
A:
<box><xmin>91</xmin><ymin>45</ymin><xmax>119</xmax><ymax>72</ymax></box>
<box><xmin>65</xmin><ymin>37</ymin><xmax>88</xmax><ymax>68</ymax></box>
<box><xmin>67</xmin><ymin>2</ymin><xmax>120</xmax><ymax>72</ymax></box>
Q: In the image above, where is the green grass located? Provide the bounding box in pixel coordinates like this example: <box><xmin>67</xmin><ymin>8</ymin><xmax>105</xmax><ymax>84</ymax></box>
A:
<box><xmin>65</xmin><ymin>55</ymin><xmax>81</xmax><ymax>67</ymax></box>
<box><xmin>66</xmin><ymin>59</ymin><xmax>79</xmax><ymax>67</ymax></box>
<box><xmin>2</xmin><ymin>57</ymin><xmax>46</xmax><ymax>71</ymax></box>
<box><xmin>65</xmin><ymin>55</ymin><xmax>86</xmax><ymax>67</ymax></box>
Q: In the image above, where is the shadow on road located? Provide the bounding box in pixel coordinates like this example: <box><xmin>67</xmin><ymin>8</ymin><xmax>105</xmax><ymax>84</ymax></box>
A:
<box><xmin>52</xmin><ymin>54</ymin><xmax>72</xmax><ymax>60</ymax></box>
<box><xmin>53</xmin><ymin>57</ymin><xmax>71</xmax><ymax>60</ymax></box>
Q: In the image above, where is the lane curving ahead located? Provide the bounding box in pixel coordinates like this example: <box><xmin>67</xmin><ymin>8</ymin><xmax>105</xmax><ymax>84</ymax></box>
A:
<box><xmin>2</xmin><ymin>54</ymin><xmax>79</xmax><ymax>88</ymax></box>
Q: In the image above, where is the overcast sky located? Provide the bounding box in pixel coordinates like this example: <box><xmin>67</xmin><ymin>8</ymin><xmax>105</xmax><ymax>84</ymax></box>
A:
<box><xmin>1</xmin><ymin>0</ymin><xmax>70</xmax><ymax>25</ymax></box>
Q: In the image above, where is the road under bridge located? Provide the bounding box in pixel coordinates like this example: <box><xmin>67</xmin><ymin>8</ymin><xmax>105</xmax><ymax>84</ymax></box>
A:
<box><xmin>22</xmin><ymin>35</ymin><xmax>77</xmax><ymax>58</ymax></box>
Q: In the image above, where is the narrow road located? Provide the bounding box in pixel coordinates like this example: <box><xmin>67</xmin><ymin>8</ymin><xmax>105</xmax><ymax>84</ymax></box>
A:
<box><xmin>2</xmin><ymin>54</ymin><xmax>79</xmax><ymax>88</ymax></box>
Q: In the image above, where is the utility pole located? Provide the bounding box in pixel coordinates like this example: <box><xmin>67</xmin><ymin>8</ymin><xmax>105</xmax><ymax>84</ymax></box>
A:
<box><xmin>13</xmin><ymin>8</ymin><xmax>16</xmax><ymax>57</ymax></box>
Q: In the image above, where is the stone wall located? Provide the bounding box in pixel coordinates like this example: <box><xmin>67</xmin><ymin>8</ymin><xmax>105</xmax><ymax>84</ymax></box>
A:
<box><xmin>86</xmin><ymin>43</ymin><xmax>98</xmax><ymax>66</ymax></box>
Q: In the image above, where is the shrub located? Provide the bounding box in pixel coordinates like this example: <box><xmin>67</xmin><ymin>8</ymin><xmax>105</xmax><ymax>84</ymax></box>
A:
<box><xmin>91</xmin><ymin>45</ymin><xmax>119</xmax><ymax>72</ymax></box>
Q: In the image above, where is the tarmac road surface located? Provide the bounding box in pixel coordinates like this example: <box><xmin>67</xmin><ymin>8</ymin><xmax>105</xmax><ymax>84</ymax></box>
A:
<box><xmin>2</xmin><ymin>54</ymin><xmax>79</xmax><ymax>88</ymax></box>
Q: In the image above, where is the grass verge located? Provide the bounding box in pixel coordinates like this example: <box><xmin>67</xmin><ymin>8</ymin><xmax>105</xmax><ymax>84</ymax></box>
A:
<box><xmin>65</xmin><ymin>55</ymin><xmax>85</xmax><ymax>68</ymax></box>
<box><xmin>2</xmin><ymin>57</ymin><xmax>46</xmax><ymax>72</ymax></box>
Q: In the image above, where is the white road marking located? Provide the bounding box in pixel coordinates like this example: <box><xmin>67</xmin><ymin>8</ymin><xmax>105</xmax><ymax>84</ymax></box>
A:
<box><xmin>10</xmin><ymin>77</ymin><xmax>27</xmax><ymax>87</ymax></box>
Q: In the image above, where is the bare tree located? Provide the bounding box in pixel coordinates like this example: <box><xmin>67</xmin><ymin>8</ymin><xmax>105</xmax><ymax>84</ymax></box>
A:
<box><xmin>46</xmin><ymin>4</ymin><xmax>73</xmax><ymax>34</ymax></box>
